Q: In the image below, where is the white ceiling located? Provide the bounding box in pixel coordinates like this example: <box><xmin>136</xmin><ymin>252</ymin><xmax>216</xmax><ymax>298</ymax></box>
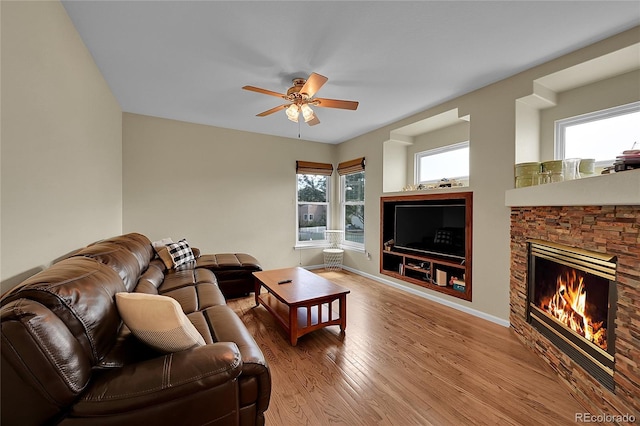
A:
<box><xmin>61</xmin><ymin>1</ymin><xmax>640</xmax><ymax>144</ymax></box>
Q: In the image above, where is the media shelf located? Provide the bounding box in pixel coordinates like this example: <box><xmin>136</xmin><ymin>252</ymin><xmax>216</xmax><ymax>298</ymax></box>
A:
<box><xmin>380</xmin><ymin>192</ymin><xmax>472</xmax><ymax>301</ymax></box>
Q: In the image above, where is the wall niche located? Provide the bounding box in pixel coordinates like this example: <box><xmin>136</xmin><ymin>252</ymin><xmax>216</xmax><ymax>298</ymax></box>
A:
<box><xmin>380</xmin><ymin>191</ymin><xmax>472</xmax><ymax>301</ymax></box>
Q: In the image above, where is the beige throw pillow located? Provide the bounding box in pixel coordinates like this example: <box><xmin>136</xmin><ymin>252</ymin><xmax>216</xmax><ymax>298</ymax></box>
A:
<box><xmin>151</xmin><ymin>238</ymin><xmax>176</xmax><ymax>269</ymax></box>
<box><xmin>151</xmin><ymin>237</ymin><xmax>174</xmax><ymax>249</ymax></box>
<box><xmin>115</xmin><ymin>293</ymin><xmax>205</xmax><ymax>353</ymax></box>
<box><xmin>155</xmin><ymin>246</ymin><xmax>175</xmax><ymax>269</ymax></box>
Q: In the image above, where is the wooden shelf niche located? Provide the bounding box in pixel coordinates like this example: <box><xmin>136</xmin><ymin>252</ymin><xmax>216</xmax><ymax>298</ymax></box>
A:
<box><xmin>380</xmin><ymin>192</ymin><xmax>472</xmax><ymax>301</ymax></box>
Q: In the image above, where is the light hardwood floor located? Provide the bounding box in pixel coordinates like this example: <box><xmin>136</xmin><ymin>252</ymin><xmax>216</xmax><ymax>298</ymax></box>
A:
<box><xmin>228</xmin><ymin>270</ymin><xmax>590</xmax><ymax>426</ymax></box>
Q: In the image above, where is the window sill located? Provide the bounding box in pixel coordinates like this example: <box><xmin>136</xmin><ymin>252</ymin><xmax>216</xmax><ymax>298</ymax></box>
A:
<box><xmin>294</xmin><ymin>243</ymin><xmax>366</xmax><ymax>253</ymax></box>
<box><xmin>294</xmin><ymin>243</ymin><xmax>330</xmax><ymax>250</ymax></box>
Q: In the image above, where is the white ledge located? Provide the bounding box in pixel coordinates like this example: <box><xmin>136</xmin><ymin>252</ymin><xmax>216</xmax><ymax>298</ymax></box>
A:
<box><xmin>505</xmin><ymin>169</ymin><xmax>640</xmax><ymax>207</ymax></box>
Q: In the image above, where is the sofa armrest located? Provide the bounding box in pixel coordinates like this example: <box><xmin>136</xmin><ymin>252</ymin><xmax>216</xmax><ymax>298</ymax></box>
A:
<box><xmin>69</xmin><ymin>342</ymin><xmax>241</xmax><ymax>421</ymax></box>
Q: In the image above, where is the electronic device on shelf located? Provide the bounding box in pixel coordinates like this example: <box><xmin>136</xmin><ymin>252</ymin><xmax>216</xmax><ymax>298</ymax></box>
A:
<box><xmin>394</xmin><ymin>203</ymin><xmax>465</xmax><ymax>260</ymax></box>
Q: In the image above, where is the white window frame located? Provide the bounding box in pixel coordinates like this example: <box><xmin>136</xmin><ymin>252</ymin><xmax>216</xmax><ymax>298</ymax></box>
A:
<box><xmin>340</xmin><ymin>171</ymin><xmax>365</xmax><ymax>251</ymax></box>
<box><xmin>415</xmin><ymin>141</ymin><xmax>470</xmax><ymax>185</ymax></box>
<box><xmin>295</xmin><ymin>173</ymin><xmax>330</xmax><ymax>248</ymax></box>
<box><xmin>555</xmin><ymin>101</ymin><xmax>640</xmax><ymax>168</ymax></box>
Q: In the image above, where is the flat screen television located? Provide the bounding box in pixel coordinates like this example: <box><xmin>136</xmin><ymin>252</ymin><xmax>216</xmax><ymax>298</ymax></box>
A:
<box><xmin>394</xmin><ymin>204</ymin><xmax>466</xmax><ymax>260</ymax></box>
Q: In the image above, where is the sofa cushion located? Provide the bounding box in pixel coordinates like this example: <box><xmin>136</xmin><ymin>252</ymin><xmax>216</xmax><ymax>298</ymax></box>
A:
<box><xmin>151</xmin><ymin>237</ymin><xmax>174</xmax><ymax>249</ymax></box>
<box><xmin>69</xmin><ymin>343</ymin><xmax>242</xmax><ymax>424</ymax></box>
<box><xmin>93</xmin><ymin>233</ymin><xmax>155</xmax><ymax>274</ymax></box>
<box><xmin>155</xmin><ymin>246</ymin><xmax>175</xmax><ymax>269</ymax></box>
<box><xmin>189</xmin><ymin>306</ymin><xmax>268</xmax><ymax>370</ymax></box>
<box><xmin>159</xmin><ymin>268</ymin><xmax>217</xmax><ymax>293</ymax></box>
<box><xmin>116</xmin><ymin>293</ymin><xmax>205</xmax><ymax>353</ymax></box>
<box><xmin>151</xmin><ymin>238</ymin><xmax>175</xmax><ymax>269</ymax></box>
<box><xmin>188</xmin><ymin>305</ymin><xmax>271</xmax><ymax>419</ymax></box>
<box><xmin>166</xmin><ymin>239</ymin><xmax>196</xmax><ymax>268</ymax></box>
<box><xmin>1</xmin><ymin>257</ymin><xmax>126</xmax><ymax>364</ymax></box>
<box><xmin>160</xmin><ymin>284</ymin><xmax>227</xmax><ymax>314</ymax></box>
<box><xmin>74</xmin><ymin>242</ymin><xmax>142</xmax><ymax>292</ymax></box>
<box><xmin>95</xmin><ymin>326</ymin><xmax>160</xmax><ymax>369</ymax></box>
<box><xmin>196</xmin><ymin>253</ymin><xmax>261</xmax><ymax>271</ymax></box>
<box><xmin>1</xmin><ymin>299</ymin><xmax>93</xmax><ymax>425</ymax></box>
<box><xmin>134</xmin><ymin>263</ymin><xmax>165</xmax><ymax>295</ymax></box>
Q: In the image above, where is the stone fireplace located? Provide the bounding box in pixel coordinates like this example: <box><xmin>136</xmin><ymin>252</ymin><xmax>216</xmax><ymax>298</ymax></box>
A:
<box><xmin>509</xmin><ymin>204</ymin><xmax>639</xmax><ymax>420</ymax></box>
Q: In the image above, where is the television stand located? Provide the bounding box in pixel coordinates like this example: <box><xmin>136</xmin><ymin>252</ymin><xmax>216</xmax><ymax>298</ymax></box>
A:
<box><xmin>382</xmin><ymin>250</ymin><xmax>469</xmax><ymax>299</ymax></box>
<box><xmin>380</xmin><ymin>192</ymin><xmax>472</xmax><ymax>301</ymax></box>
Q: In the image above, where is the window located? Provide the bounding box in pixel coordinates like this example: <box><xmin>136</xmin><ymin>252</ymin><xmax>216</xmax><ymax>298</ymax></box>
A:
<box><xmin>296</xmin><ymin>161</ymin><xmax>333</xmax><ymax>246</ymax></box>
<box><xmin>338</xmin><ymin>158</ymin><xmax>365</xmax><ymax>249</ymax></box>
<box><xmin>415</xmin><ymin>141</ymin><xmax>469</xmax><ymax>185</ymax></box>
<box><xmin>555</xmin><ymin>102</ymin><xmax>640</xmax><ymax>167</ymax></box>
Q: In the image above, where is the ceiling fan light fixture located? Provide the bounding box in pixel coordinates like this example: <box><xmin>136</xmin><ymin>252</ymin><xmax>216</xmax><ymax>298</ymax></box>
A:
<box><xmin>286</xmin><ymin>104</ymin><xmax>299</xmax><ymax>122</ymax></box>
<box><xmin>243</xmin><ymin>72</ymin><xmax>358</xmax><ymax>126</ymax></box>
<box><xmin>301</xmin><ymin>104</ymin><xmax>315</xmax><ymax>122</ymax></box>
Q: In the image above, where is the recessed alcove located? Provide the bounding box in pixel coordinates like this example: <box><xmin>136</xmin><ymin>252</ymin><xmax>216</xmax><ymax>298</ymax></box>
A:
<box><xmin>380</xmin><ymin>191</ymin><xmax>473</xmax><ymax>301</ymax></box>
<box><xmin>515</xmin><ymin>42</ymin><xmax>640</xmax><ymax>165</ymax></box>
<box><xmin>383</xmin><ymin>108</ymin><xmax>470</xmax><ymax>193</ymax></box>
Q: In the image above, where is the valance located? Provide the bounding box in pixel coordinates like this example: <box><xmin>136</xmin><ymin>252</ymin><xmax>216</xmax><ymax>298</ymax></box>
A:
<box><xmin>296</xmin><ymin>160</ymin><xmax>334</xmax><ymax>176</ymax></box>
<box><xmin>337</xmin><ymin>157</ymin><xmax>365</xmax><ymax>176</ymax></box>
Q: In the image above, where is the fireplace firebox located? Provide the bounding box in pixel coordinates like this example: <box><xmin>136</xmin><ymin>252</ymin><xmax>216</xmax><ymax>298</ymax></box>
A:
<box><xmin>527</xmin><ymin>240</ymin><xmax>617</xmax><ymax>391</ymax></box>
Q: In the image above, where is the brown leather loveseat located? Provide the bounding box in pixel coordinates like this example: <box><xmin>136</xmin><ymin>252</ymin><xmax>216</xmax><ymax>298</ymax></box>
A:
<box><xmin>1</xmin><ymin>233</ymin><xmax>270</xmax><ymax>426</ymax></box>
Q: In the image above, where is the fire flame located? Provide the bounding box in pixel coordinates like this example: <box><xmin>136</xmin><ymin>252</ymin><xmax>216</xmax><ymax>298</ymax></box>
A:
<box><xmin>540</xmin><ymin>269</ymin><xmax>607</xmax><ymax>351</ymax></box>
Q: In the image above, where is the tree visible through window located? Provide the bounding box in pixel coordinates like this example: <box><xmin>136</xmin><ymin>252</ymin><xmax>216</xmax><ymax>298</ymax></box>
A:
<box><xmin>342</xmin><ymin>171</ymin><xmax>364</xmax><ymax>246</ymax></box>
<box><xmin>297</xmin><ymin>174</ymin><xmax>329</xmax><ymax>243</ymax></box>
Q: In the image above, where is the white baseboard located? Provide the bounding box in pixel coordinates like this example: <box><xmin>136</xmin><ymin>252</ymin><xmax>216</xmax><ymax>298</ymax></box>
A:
<box><xmin>305</xmin><ymin>264</ymin><xmax>326</xmax><ymax>271</ymax></box>
<box><xmin>305</xmin><ymin>264</ymin><xmax>510</xmax><ymax>328</ymax></box>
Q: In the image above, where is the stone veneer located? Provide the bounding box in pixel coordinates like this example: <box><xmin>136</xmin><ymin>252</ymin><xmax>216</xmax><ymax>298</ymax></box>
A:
<box><xmin>510</xmin><ymin>205</ymin><xmax>639</xmax><ymax>421</ymax></box>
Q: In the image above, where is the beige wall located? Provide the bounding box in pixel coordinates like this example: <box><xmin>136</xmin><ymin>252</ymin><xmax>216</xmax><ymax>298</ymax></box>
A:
<box><xmin>382</xmin><ymin>140</ymin><xmax>408</xmax><ymax>193</ymax></box>
<box><xmin>515</xmin><ymin>101</ymin><xmax>540</xmax><ymax>163</ymax></box>
<box><xmin>122</xmin><ymin>113</ymin><xmax>334</xmax><ymax>270</ymax></box>
<box><xmin>1</xmin><ymin>1</ymin><xmax>122</xmax><ymax>292</ymax></box>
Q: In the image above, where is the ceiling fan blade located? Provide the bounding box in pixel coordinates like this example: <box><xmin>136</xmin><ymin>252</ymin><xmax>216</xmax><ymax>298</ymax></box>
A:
<box><xmin>301</xmin><ymin>73</ymin><xmax>328</xmax><ymax>97</ymax></box>
<box><xmin>242</xmin><ymin>85</ymin><xmax>286</xmax><ymax>99</ymax></box>
<box><xmin>306</xmin><ymin>114</ymin><xmax>320</xmax><ymax>126</ymax></box>
<box><xmin>314</xmin><ymin>98</ymin><xmax>359</xmax><ymax>110</ymax></box>
<box><xmin>256</xmin><ymin>104</ymin><xmax>288</xmax><ymax>117</ymax></box>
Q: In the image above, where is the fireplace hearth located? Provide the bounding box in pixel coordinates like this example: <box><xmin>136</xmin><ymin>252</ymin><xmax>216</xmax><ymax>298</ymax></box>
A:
<box><xmin>527</xmin><ymin>240</ymin><xmax>617</xmax><ymax>390</ymax></box>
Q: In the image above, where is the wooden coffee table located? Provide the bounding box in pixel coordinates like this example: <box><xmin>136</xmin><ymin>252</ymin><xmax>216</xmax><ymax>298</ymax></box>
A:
<box><xmin>253</xmin><ymin>267</ymin><xmax>350</xmax><ymax>345</ymax></box>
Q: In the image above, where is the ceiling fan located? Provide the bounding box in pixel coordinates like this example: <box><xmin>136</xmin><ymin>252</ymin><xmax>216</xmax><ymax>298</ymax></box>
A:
<box><xmin>242</xmin><ymin>72</ymin><xmax>359</xmax><ymax>126</ymax></box>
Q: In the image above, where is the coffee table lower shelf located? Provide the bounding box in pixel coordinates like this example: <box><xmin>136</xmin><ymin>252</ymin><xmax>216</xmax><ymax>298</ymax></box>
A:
<box><xmin>257</xmin><ymin>292</ymin><xmax>345</xmax><ymax>345</ymax></box>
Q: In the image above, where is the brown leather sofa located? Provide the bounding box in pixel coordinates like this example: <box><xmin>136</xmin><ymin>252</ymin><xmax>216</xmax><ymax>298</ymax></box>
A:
<box><xmin>0</xmin><ymin>233</ymin><xmax>270</xmax><ymax>426</ymax></box>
